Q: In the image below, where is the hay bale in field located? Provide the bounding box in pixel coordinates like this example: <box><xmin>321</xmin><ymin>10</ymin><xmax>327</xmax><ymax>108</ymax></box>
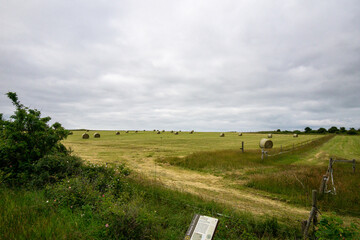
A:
<box><xmin>94</xmin><ymin>133</ymin><xmax>100</xmax><ymax>138</ymax></box>
<box><xmin>174</xmin><ymin>131</ymin><xmax>179</xmax><ymax>135</ymax></box>
<box><xmin>68</xmin><ymin>131</ymin><xmax>73</xmax><ymax>135</ymax></box>
<box><xmin>267</xmin><ymin>134</ymin><xmax>272</xmax><ymax>138</ymax></box>
<box><xmin>126</xmin><ymin>130</ymin><xmax>129</xmax><ymax>133</ymax></box>
<box><xmin>259</xmin><ymin>138</ymin><xmax>273</xmax><ymax>149</ymax></box>
<box><xmin>170</xmin><ymin>130</ymin><xmax>174</xmax><ymax>133</ymax></box>
<box><xmin>293</xmin><ymin>133</ymin><xmax>298</xmax><ymax>137</ymax></box>
<box><xmin>190</xmin><ymin>130</ymin><xmax>194</xmax><ymax>134</ymax></box>
<box><xmin>116</xmin><ymin>131</ymin><xmax>120</xmax><ymax>135</ymax></box>
<box><xmin>157</xmin><ymin>131</ymin><xmax>161</xmax><ymax>134</ymax></box>
<box><xmin>82</xmin><ymin>133</ymin><xmax>89</xmax><ymax>139</ymax></box>
<box><xmin>220</xmin><ymin>133</ymin><xmax>225</xmax><ymax>137</ymax></box>
<box><xmin>135</xmin><ymin>130</ymin><xmax>138</xmax><ymax>133</ymax></box>
<box><xmin>153</xmin><ymin>129</ymin><xmax>156</xmax><ymax>132</ymax></box>
<box><xmin>238</xmin><ymin>132</ymin><xmax>242</xmax><ymax>136</ymax></box>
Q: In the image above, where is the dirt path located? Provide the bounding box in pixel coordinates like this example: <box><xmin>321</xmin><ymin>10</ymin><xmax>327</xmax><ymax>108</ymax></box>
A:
<box><xmin>124</xmin><ymin>157</ymin><xmax>310</xmax><ymax>223</ymax></box>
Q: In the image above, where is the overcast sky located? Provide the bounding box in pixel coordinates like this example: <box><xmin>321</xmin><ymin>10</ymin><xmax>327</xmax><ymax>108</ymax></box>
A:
<box><xmin>1</xmin><ymin>1</ymin><xmax>359</xmax><ymax>131</ymax></box>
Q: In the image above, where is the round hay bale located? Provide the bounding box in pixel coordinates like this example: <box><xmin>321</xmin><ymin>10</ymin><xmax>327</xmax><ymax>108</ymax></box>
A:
<box><xmin>238</xmin><ymin>132</ymin><xmax>242</xmax><ymax>136</ymax></box>
<box><xmin>170</xmin><ymin>130</ymin><xmax>174</xmax><ymax>133</ymax></box>
<box><xmin>68</xmin><ymin>131</ymin><xmax>73</xmax><ymax>135</ymax></box>
<box><xmin>267</xmin><ymin>134</ymin><xmax>272</xmax><ymax>138</ymax></box>
<box><xmin>82</xmin><ymin>133</ymin><xmax>89</xmax><ymax>139</ymax></box>
<box><xmin>174</xmin><ymin>131</ymin><xmax>179</xmax><ymax>135</ymax></box>
<box><xmin>126</xmin><ymin>130</ymin><xmax>129</xmax><ymax>133</ymax></box>
<box><xmin>135</xmin><ymin>130</ymin><xmax>138</xmax><ymax>133</ymax></box>
<box><xmin>190</xmin><ymin>130</ymin><xmax>194</xmax><ymax>134</ymax></box>
<box><xmin>94</xmin><ymin>133</ymin><xmax>100</xmax><ymax>138</ymax></box>
<box><xmin>157</xmin><ymin>131</ymin><xmax>161</xmax><ymax>134</ymax></box>
<box><xmin>293</xmin><ymin>133</ymin><xmax>298</xmax><ymax>137</ymax></box>
<box><xmin>220</xmin><ymin>133</ymin><xmax>225</xmax><ymax>137</ymax></box>
<box><xmin>116</xmin><ymin>131</ymin><xmax>120</xmax><ymax>135</ymax></box>
<box><xmin>259</xmin><ymin>138</ymin><xmax>273</xmax><ymax>149</ymax></box>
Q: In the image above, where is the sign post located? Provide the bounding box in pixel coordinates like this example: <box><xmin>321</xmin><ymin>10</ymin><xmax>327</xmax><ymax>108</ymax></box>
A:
<box><xmin>184</xmin><ymin>214</ymin><xmax>219</xmax><ymax>240</ymax></box>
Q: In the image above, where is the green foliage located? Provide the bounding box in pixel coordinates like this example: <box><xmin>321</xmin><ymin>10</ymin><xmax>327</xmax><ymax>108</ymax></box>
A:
<box><xmin>305</xmin><ymin>127</ymin><xmax>312</xmax><ymax>133</ymax></box>
<box><xmin>328</xmin><ymin>126</ymin><xmax>339</xmax><ymax>133</ymax></box>
<box><xmin>31</xmin><ymin>154</ymin><xmax>84</xmax><ymax>187</ymax></box>
<box><xmin>0</xmin><ymin>92</ymin><xmax>69</xmax><ymax>184</ymax></box>
<box><xmin>45</xmin><ymin>163</ymin><xmax>131</xmax><ymax>209</ymax></box>
<box><xmin>317</xmin><ymin>127</ymin><xmax>327</xmax><ymax>134</ymax></box>
<box><xmin>347</xmin><ymin>128</ymin><xmax>358</xmax><ymax>135</ymax></box>
<box><xmin>315</xmin><ymin>215</ymin><xmax>360</xmax><ymax>239</ymax></box>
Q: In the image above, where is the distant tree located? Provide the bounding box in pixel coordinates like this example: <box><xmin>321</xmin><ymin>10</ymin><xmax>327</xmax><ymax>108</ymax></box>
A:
<box><xmin>347</xmin><ymin>128</ymin><xmax>357</xmax><ymax>135</ymax></box>
<box><xmin>276</xmin><ymin>129</ymin><xmax>281</xmax><ymax>132</ymax></box>
<box><xmin>293</xmin><ymin>130</ymin><xmax>301</xmax><ymax>134</ymax></box>
<box><xmin>317</xmin><ymin>128</ymin><xmax>327</xmax><ymax>134</ymax></box>
<box><xmin>340</xmin><ymin>127</ymin><xmax>347</xmax><ymax>133</ymax></box>
<box><xmin>328</xmin><ymin>126</ymin><xmax>339</xmax><ymax>133</ymax></box>
<box><xmin>304</xmin><ymin>127</ymin><xmax>312</xmax><ymax>133</ymax></box>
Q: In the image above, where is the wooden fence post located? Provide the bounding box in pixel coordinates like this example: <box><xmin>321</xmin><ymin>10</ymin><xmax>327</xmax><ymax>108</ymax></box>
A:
<box><xmin>319</xmin><ymin>175</ymin><xmax>327</xmax><ymax>195</ymax></box>
<box><xmin>303</xmin><ymin>190</ymin><xmax>318</xmax><ymax>239</ymax></box>
<box><xmin>327</xmin><ymin>158</ymin><xmax>333</xmax><ymax>174</ymax></box>
<box><xmin>353</xmin><ymin>159</ymin><xmax>356</xmax><ymax>173</ymax></box>
<box><xmin>241</xmin><ymin>141</ymin><xmax>244</xmax><ymax>153</ymax></box>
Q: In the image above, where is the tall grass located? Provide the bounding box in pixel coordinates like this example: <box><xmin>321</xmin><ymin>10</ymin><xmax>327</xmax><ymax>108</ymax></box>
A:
<box><xmin>0</xmin><ymin>178</ymin><xmax>301</xmax><ymax>240</ymax></box>
<box><xmin>246</xmin><ymin>164</ymin><xmax>360</xmax><ymax>216</ymax></box>
<box><xmin>0</xmin><ymin>188</ymin><xmax>94</xmax><ymax>239</ymax></box>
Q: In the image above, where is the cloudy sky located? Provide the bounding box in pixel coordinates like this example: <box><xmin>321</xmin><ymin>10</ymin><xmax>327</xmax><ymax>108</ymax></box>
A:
<box><xmin>1</xmin><ymin>0</ymin><xmax>359</xmax><ymax>131</ymax></box>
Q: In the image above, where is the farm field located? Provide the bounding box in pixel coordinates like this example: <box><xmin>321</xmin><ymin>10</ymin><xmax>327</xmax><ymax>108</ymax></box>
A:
<box><xmin>63</xmin><ymin>131</ymin><xmax>360</xmax><ymax>226</ymax></box>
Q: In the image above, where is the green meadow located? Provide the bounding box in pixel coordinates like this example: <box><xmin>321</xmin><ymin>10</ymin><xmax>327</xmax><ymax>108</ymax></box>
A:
<box><xmin>63</xmin><ymin>130</ymin><xmax>322</xmax><ymax>164</ymax></box>
<box><xmin>3</xmin><ymin>130</ymin><xmax>359</xmax><ymax>239</ymax></box>
<box><xmin>64</xmin><ymin>131</ymin><xmax>360</xmax><ymax>219</ymax></box>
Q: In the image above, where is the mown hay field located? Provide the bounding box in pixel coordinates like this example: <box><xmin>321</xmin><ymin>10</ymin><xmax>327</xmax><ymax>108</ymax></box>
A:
<box><xmin>63</xmin><ymin>130</ymin><xmax>322</xmax><ymax>165</ymax></box>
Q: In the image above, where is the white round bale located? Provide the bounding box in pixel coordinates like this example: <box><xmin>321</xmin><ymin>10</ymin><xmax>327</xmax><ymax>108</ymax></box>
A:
<box><xmin>259</xmin><ymin>138</ymin><xmax>273</xmax><ymax>149</ymax></box>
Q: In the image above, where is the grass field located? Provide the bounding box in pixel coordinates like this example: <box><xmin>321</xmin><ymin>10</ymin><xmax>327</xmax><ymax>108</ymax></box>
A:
<box><xmin>63</xmin><ymin>132</ymin><xmax>360</xmax><ymax>225</ymax></box>
<box><xmin>63</xmin><ymin>130</ymin><xmax>322</xmax><ymax>164</ymax></box>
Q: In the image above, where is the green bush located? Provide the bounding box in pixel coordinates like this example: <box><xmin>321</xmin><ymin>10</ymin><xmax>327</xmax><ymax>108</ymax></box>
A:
<box><xmin>0</xmin><ymin>92</ymin><xmax>69</xmax><ymax>185</ymax></box>
<box><xmin>30</xmin><ymin>154</ymin><xmax>84</xmax><ymax>187</ymax></box>
<box><xmin>315</xmin><ymin>215</ymin><xmax>359</xmax><ymax>239</ymax></box>
<box><xmin>45</xmin><ymin>164</ymin><xmax>131</xmax><ymax>210</ymax></box>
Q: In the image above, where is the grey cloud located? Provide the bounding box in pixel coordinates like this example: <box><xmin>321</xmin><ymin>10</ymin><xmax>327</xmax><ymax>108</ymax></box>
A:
<box><xmin>1</xmin><ymin>0</ymin><xmax>359</xmax><ymax>131</ymax></box>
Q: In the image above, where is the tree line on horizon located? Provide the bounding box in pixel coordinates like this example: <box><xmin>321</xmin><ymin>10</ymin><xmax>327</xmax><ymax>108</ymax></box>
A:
<box><xmin>267</xmin><ymin>126</ymin><xmax>359</xmax><ymax>135</ymax></box>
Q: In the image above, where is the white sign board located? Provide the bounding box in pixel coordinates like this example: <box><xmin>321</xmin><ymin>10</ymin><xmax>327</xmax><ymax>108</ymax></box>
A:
<box><xmin>184</xmin><ymin>214</ymin><xmax>219</xmax><ymax>240</ymax></box>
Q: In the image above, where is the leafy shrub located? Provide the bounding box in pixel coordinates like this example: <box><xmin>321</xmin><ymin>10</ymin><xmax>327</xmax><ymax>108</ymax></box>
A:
<box><xmin>30</xmin><ymin>154</ymin><xmax>84</xmax><ymax>187</ymax></box>
<box><xmin>315</xmin><ymin>215</ymin><xmax>359</xmax><ymax>239</ymax></box>
<box><xmin>45</xmin><ymin>163</ymin><xmax>131</xmax><ymax>209</ymax></box>
<box><xmin>0</xmin><ymin>92</ymin><xmax>69</xmax><ymax>185</ymax></box>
